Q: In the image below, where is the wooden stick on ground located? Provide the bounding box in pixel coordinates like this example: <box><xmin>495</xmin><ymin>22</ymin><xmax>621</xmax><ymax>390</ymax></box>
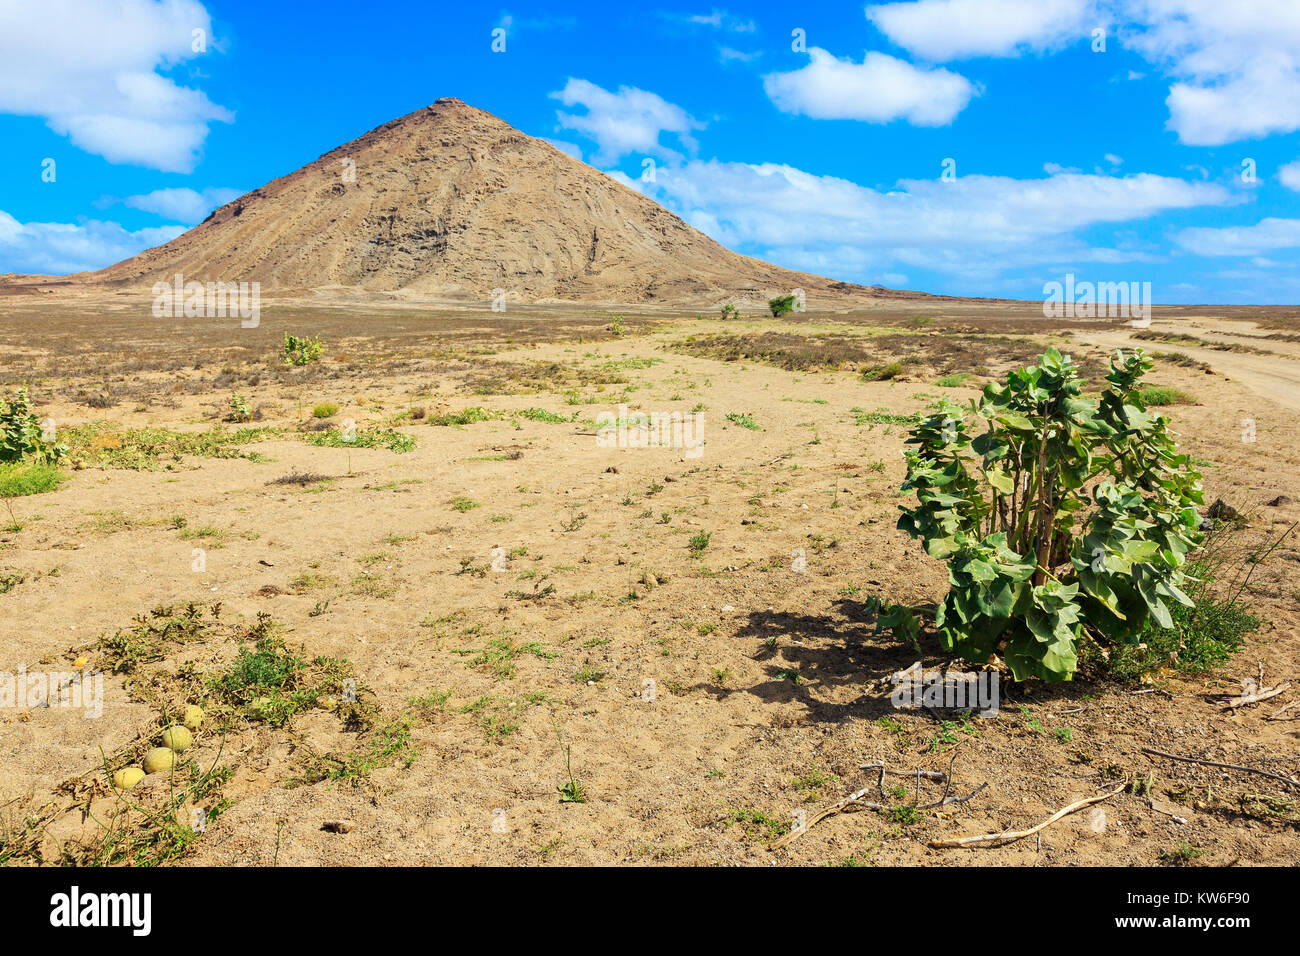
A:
<box><xmin>768</xmin><ymin>787</ymin><xmax>888</xmax><ymax>851</ymax></box>
<box><xmin>1220</xmin><ymin>682</ymin><xmax>1290</xmax><ymax>711</ymax></box>
<box><xmin>928</xmin><ymin>782</ymin><xmax>1126</xmax><ymax>849</ymax></box>
<box><xmin>1267</xmin><ymin>701</ymin><xmax>1300</xmax><ymax>721</ymax></box>
<box><xmin>1140</xmin><ymin>746</ymin><xmax>1300</xmax><ymax>790</ymax></box>
<box><xmin>771</xmin><ymin>754</ymin><xmax>982</xmax><ymax>851</ymax></box>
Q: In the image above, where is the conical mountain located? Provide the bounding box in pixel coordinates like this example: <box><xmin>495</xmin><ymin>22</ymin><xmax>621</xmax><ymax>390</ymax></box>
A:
<box><xmin>88</xmin><ymin>98</ymin><xmax>916</xmax><ymax>305</ymax></box>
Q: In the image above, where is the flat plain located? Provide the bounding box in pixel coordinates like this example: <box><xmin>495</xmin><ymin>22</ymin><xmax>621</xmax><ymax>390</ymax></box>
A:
<box><xmin>1</xmin><ymin>294</ymin><xmax>1297</xmax><ymax>866</ymax></box>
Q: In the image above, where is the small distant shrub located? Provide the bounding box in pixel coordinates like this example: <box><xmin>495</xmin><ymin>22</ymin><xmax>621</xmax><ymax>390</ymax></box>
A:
<box><xmin>720</xmin><ymin>303</ymin><xmax>739</xmax><ymax>320</ymax></box>
<box><xmin>427</xmin><ymin>407</ymin><xmax>501</xmax><ymax>426</ymax></box>
<box><xmin>312</xmin><ymin>402</ymin><xmax>340</xmax><ymax>419</ymax></box>
<box><xmin>282</xmin><ymin>333</ymin><xmax>324</xmax><ymax>366</ymax></box>
<box><xmin>934</xmin><ymin>373</ymin><xmax>973</xmax><ymax>388</ymax></box>
<box><xmin>862</xmin><ymin>362</ymin><xmax>905</xmax><ymax>381</ymax></box>
<box><xmin>769</xmin><ymin>295</ymin><xmax>797</xmax><ymax>317</ymax></box>
<box><xmin>226</xmin><ymin>393</ymin><xmax>252</xmax><ymax>423</ymax></box>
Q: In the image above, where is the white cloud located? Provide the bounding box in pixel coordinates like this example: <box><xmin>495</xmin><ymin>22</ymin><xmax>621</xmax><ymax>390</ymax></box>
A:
<box><xmin>1175</xmin><ymin>217</ymin><xmax>1300</xmax><ymax>256</ymax></box>
<box><xmin>1120</xmin><ymin>0</ymin><xmax>1300</xmax><ymax>145</ymax></box>
<box><xmin>0</xmin><ymin>209</ymin><xmax>183</xmax><ymax>275</ymax></box>
<box><xmin>109</xmin><ymin>186</ymin><xmax>243</xmax><ymax>224</ymax></box>
<box><xmin>680</xmin><ymin>10</ymin><xmax>756</xmax><ymax>32</ymax></box>
<box><xmin>866</xmin><ymin>0</ymin><xmax>1095</xmax><ymax>61</ymax></box>
<box><xmin>621</xmin><ymin>159</ymin><xmax>1230</xmax><ymax>280</ymax></box>
<box><xmin>763</xmin><ymin>48</ymin><xmax>975</xmax><ymax>124</ymax></box>
<box><xmin>1279</xmin><ymin>159</ymin><xmax>1300</xmax><ymax>191</ymax></box>
<box><xmin>0</xmin><ymin>0</ymin><xmax>232</xmax><ymax>172</ymax></box>
<box><xmin>550</xmin><ymin>79</ymin><xmax>704</xmax><ymax>164</ymax></box>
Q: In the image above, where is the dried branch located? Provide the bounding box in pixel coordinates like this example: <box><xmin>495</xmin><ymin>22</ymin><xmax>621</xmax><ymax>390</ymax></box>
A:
<box><xmin>928</xmin><ymin>782</ymin><xmax>1126</xmax><ymax>849</ymax></box>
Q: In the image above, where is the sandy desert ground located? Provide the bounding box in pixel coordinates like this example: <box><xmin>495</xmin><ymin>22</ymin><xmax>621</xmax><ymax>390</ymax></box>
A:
<box><xmin>1</xmin><ymin>295</ymin><xmax>1297</xmax><ymax>866</ymax></box>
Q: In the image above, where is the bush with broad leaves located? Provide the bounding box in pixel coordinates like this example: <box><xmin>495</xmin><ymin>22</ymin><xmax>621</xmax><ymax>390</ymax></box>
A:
<box><xmin>890</xmin><ymin>347</ymin><xmax>1203</xmax><ymax>681</ymax></box>
<box><xmin>1</xmin><ymin>387</ymin><xmax>67</xmax><ymax>465</ymax></box>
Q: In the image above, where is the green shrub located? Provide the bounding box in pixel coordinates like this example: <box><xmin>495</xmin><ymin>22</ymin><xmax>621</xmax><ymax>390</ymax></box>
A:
<box><xmin>720</xmin><ymin>303</ymin><xmax>739</xmax><ymax>320</ymax></box>
<box><xmin>769</xmin><ymin>295</ymin><xmax>797</xmax><ymax>317</ymax></box>
<box><xmin>282</xmin><ymin>333</ymin><xmax>324</xmax><ymax>366</ymax></box>
<box><xmin>226</xmin><ymin>393</ymin><xmax>252</xmax><ymax>423</ymax></box>
<box><xmin>862</xmin><ymin>361</ymin><xmax>905</xmax><ymax>381</ymax></box>
<box><xmin>890</xmin><ymin>348</ymin><xmax>1204</xmax><ymax>681</ymax></box>
<box><xmin>1</xmin><ymin>388</ymin><xmax>67</xmax><ymax>464</ymax></box>
<box><xmin>312</xmin><ymin>402</ymin><xmax>339</xmax><ymax>419</ymax></box>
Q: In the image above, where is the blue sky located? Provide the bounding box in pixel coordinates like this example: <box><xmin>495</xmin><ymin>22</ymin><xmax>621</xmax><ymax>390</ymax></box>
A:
<box><xmin>3</xmin><ymin>0</ymin><xmax>1300</xmax><ymax>302</ymax></box>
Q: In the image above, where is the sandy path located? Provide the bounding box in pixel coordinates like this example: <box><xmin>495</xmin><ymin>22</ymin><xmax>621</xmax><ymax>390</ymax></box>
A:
<box><xmin>1080</xmin><ymin>325</ymin><xmax>1300</xmax><ymax>413</ymax></box>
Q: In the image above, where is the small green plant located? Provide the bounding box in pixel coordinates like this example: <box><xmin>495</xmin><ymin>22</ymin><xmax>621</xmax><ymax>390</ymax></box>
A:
<box><xmin>688</xmin><ymin>530</ymin><xmax>712</xmax><ymax>553</ymax></box>
<box><xmin>555</xmin><ymin>725</ymin><xmax>587</xmax><ymax>803</ymax></box>
<box><xmin>226</xmin><ymin>393</ymin><xmax>252</xmax><ymax>423</ymax></box>
<box><xmin>208</xmin><ymin>614</ymin><xmax>352</xmax><ymax>727</ymax></box>
<box><xmin>1159</xmin><ymin>841</ymin><xmax>1205</xmax><ymax>865</ymax></box>
<box><xmin>720</xmin><ymin>303</ymin><xmax>739</xmax><ymax>320</ymax></box>
<box><xmin>725</xmin><ymin>412</ymin><xmax>759</xmax><ymax>430</ymax></box>
<box><xmin>312</xmin><ymin>402</ymin><xmax>339</xmax><ymax>419</ymax></box>
<box><xmin>609</xmin><ymin>314</ymin><xmax>625</xmax><ymax>337</ymax></box>
<box><xmin>282</xmin><ymin>333</ymin><xmax>324</xmax><ymax>366</ymax></box>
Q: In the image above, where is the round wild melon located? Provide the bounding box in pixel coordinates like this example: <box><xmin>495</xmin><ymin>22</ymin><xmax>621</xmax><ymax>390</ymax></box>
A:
<box><xmin>182</xmin><ymin>704</ymin><xmax>205</xmax><ymax>732</ymax></box>
<box><xmin>143</xmin><ymin>748</ymin><xmax>176</xmax><ymax>774</ymax></box>
<box><xmin>113</xmin><ymin>767</ymin><xmax>146</xmax><ymax>789</ymax></box>
<box><xmin>162</xmin><ymin>725</ymin><xmax>193</xmax><ymax>751</ymax></box>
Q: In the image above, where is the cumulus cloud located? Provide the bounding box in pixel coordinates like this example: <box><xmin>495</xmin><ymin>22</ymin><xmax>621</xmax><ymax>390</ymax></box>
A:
<box><xmin>0</xmin><ymin>0</ymin><xmax>232</xmax><ymax>172</ymax></box>
<box><xmin>0</xmin><ymin>209</ymin><xmax>184</xmax><ymax>275</ymax></box>
<box><xmin>1175</xmin><ymin>217</ymin><xmax>1300</xmax><ymax>256</ymax></box>
<box><xmin>618</xmin><ymin>159</ymin><xmax>1230</xmax><ymax>280</ymax></box>
<box><xmin>550</xmin><ymin>79</ymin><xmax>704</xmax><ymax>164</ymax></box>
<box><xmin>1120</xmin><ymin>0</ymin><xmax>1300</xmax><ymax>145</ymax></box>
<box><xmin>864</xmin><ymin>1</ymin><xmax>1300</xmax><ymax>146</ymax></box>
<box><xmin>1281</xmin><ymin>160</ymin><xmax>1300</xmax><ymax>191</ymax></box>
<box><xmin>109</xmin><ymin>186</ymin><xmax>243</xmax><ymax>224</ymax></box>
<box><xmin>763</xmin><ymin>48</ymin><xmax>975</xmax><ymax>124</ymax></box>
<box><xmin>865</xmin><ymin>0</ymin><xmax>1095</xmax><ymax>61</ymax></box>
